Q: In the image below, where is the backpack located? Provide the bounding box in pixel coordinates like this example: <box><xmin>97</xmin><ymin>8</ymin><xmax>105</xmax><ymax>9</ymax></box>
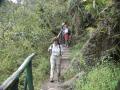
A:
<box><xmin>68</xmin><ymin>29</ymin><xmax>71</xmax><ymax>35</ymax></box>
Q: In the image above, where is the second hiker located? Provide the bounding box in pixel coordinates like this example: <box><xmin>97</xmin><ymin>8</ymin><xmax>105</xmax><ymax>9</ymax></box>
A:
<box><xmin>62</xmin><ymin>22</ymin><xmax>71</xmax><ymax>47</ymax></box>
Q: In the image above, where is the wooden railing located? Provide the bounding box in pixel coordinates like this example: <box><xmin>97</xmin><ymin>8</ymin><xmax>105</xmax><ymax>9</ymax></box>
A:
<box><xmin>0</xmin><ymin>53</ymin><xmax>35</xmax><ymax>90</ymax></box>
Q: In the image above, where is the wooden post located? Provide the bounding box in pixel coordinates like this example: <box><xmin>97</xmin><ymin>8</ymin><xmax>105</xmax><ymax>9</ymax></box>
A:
<box><xmin>24</xmin><ymin>77</ymin><xmax>27</xmax><ymax>90</ymax></box>
<box><xmin>10</xmin><ymin>77</ymin><xmax>19</xmax><ymax>90</ymax></box>
<box><xmin>26</xmin><ymin>61</ymin><xmax>34</xmax><ymax>90</ymax></box>
<box><xmin>1</xmin><ymin>53</ymin><xmax>35</xmax><ymax>90</ymax></box>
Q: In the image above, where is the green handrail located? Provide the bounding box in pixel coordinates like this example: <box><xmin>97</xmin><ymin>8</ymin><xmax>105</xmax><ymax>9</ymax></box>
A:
<box><xmin>0</xmin><ymin>53</ymin><xmax>35</xmax><ymax>90</ymax></box>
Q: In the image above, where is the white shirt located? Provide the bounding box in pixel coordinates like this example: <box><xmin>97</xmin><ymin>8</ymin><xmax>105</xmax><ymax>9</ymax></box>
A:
<box><xmin>48</xmin><ymin>43</ymin><xmax>63</xmax><ymax>56</ymax></box>
<box><xmin>63</xmin><ymin>28</ymin><xmax>68</xmax><ymax>34</ymax></box>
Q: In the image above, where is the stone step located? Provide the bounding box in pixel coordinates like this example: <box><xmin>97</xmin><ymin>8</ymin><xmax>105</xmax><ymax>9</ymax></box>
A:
<box><xmin>62</xmin><ymin>55</ymin><xmax>71</xmax><ymax>57</ymax></box>
<box><xmin>63</xmin><ymin>49</ymin><xmax>70</xmax><ymax>51</ymax></box>
<box><xmin>62</xmin><ymin>55</ymin><xmax>70</xmax><ymax>57</ymax></box>
<box><xmin>63</xmin><ymin>53</ymin><xmax>71</xmax><ymax>54</ymax></box>
<box><xmin>63</xmin><ymin>50</ymin><xmax>70</xmax><ymax>51</ymax></box>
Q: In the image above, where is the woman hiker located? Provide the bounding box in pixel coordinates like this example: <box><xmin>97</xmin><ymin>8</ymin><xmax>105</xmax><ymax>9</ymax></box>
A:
<box><xmin>62</xmin><ymin>22</ymin><xmax>69</xmax><ymax>48</ymax></box>
<box><xmin>48</xmin><ymin>37</ymin><xmax>63</xmax><ymax>82</ymax></box>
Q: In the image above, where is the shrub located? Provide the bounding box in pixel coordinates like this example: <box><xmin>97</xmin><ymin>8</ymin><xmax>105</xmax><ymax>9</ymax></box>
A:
<box><xmin>74</xmin><ymin>63</ymin><xmax>120</xmax><ymax>90</ymax></box>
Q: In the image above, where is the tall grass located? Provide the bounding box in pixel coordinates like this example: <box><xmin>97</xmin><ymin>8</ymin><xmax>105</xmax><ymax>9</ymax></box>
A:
<box><xmin>74</xmin><ymin>63</ymin><xmax>120</xmax><ymax>90</ymax></box>
<box><xmin>63</xmin><ymin>40</ymin><xmax>120</xmax><ymax>90</ymax></box>
<box><xmin>63</xmin><ymin>36</ymin><xmax>88</xmax><ymax>80</ymax></box>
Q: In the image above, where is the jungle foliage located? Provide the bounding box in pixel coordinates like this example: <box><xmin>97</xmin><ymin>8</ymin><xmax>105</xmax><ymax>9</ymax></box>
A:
<box><xmin>0</xmin><ymin>0</ymin><xmax>120</xmax><ymax>90</ymax></box>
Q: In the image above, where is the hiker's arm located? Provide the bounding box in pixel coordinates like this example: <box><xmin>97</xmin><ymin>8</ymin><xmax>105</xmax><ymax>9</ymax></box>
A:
<box><xmin>60</xmin><ymin>45</ymin><xmax>64</xmax><ymax>55</ymax></box>
<box><xmin>48</xmin><ymin>45</ymin><xmax>52</xmax><ymax>52</ymax></box>
<box><xmin>57</xmin><ymin>30</ymin><xmax>62</xmax><ymax>38</ymax></box>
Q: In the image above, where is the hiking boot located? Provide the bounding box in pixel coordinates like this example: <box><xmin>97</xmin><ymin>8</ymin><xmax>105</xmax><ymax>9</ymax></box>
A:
<box><xmin>50</xmin><ymin>78</ymin><xmax>54</xmax><ymax>82</ymax></box>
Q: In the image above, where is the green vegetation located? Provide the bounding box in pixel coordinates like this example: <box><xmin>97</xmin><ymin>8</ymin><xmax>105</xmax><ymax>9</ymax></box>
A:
<box><xmin>0</xmin><ymin>1</ymin><xmax>52</xmax><ymax>89</ymax></box>
<box><xmin>64</xmin><ymin>41</ymin><xmax>120</xmax><ymax>90</ymax></box>
<box><xmin>75</xmin><ymin>63</ymin><xmax>120</xmax><ymax>90</ymax></box>
<box><xmin>0</xmin><ymin>0</ymin><xmax>69</xmax><ymax>89</ymax></box>
<box><xmin>0</xmin><ymin>0</ymin><xmax>120</xmax><ymax>90</ymax></box>
<box><xmin>63</xmin><ymin>35</ymin><xmax>88</xmax><ymax>80</ymax></box>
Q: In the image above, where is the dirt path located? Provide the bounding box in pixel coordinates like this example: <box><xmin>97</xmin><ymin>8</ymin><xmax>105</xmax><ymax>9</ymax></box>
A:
<box><xmin>41</xmin><ymin>47</ymin><xmax>71</xmax><ymax>90</ymax></box>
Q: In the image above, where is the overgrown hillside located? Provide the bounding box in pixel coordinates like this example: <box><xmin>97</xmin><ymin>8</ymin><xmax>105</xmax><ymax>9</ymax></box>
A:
<box><xmin>62</xmin><ymin>0</ymin><xmax>120</xmax><ymax>90</ymax></box>
<box><xmin>0</xmin><ymin>0</ymin><xmax>68</xmax><ymax>89</ymax></box>
<box><xmin>0</xmin><ymin>0</ymin><xmax>53</xmax><ymax>89</ymax></box>
<box><xmin>63</xmin><ymin>41</ymin><xmax>120</xmax><ymax>90</ymax></box>
<box><xmin>0</xmin><ymin>0</ymin><xmax>120</xmax><ymax>90</ymax></box>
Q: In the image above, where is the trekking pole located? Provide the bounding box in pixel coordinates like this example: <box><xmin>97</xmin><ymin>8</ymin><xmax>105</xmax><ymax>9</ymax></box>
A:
<box><xmin>57</xmin><ymin>30</ymin><xmax>62</xmax><ymax>38</ymax></box>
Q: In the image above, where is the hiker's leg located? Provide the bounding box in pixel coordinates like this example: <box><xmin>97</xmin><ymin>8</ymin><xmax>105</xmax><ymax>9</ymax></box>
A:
<box><xmin>64</xmin><ymin>34</ymin><xmax>69</xmax><ymax>47</ymax></box>
<box><xmin>68</xmin><ymin>35</ymin><xmax>71</xmax><ymax>47</ymax></box>
<box><xmin>67</xmin><ymin>40</ymin><xmax>69</xmax><ymax>47</ymax></box>
<box><xmin>65</xmin><ymin>39</ymin><xmax>67</xmax><ymax>47</ymax></box>
<box><xmin>65</xmin><ymin>40</ymin><xmax>69</xmax><ymax>47</ymax></box>
<box><xmin>50</xmin><ymin>55</ymin><xmax>55</xmax><ymax>81</ymax></box>
<box><xmin>56</xmin><ymin>56</ymin><xmax>61</xmax><ymax>81</ymax></box>
<box><xmin>64</xmin><ymin>41</ymin><xmax>66</xmax><ymax>46</ymax></box>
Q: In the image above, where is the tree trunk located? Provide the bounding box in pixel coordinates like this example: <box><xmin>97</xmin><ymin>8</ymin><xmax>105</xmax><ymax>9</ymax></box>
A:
<box><xmin>74</xmin><ymin>12</ymin><xmax>81</xmax><ymax>36</ymax></box>
<box><xmin>93</xmin><ymin>0</ymin><xmax>96</xmax><ymax>9</ymax></box>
